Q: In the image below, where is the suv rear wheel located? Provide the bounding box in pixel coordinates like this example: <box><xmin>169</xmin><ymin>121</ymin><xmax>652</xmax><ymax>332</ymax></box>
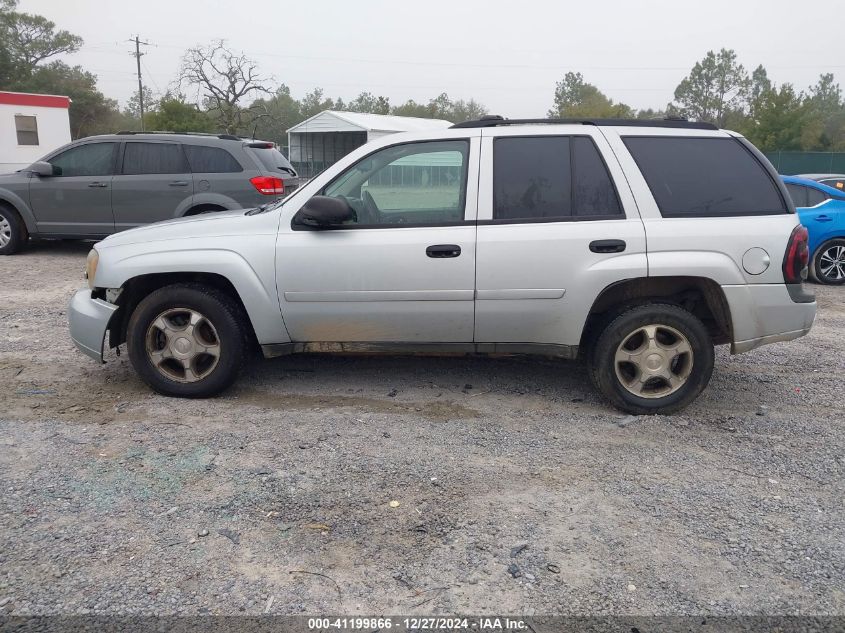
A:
<box><xmin>588</xmin><ymin>304</ymin><xmax>714</xmax><ymax>415</ymax></box>
<box><xmin>126</xmin><ymin>284</ymin><xmax>248</xmax><ymax>397</ymax></box>
<box><xmin>0</xmin><ymin>205</ymin><xmax>26</xmax><ymax>255</ymax></box>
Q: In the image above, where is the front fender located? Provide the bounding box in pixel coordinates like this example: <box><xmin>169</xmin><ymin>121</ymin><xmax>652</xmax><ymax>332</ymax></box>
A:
<box><xmin>0</xmin><ymin>187</ymin><xmax>37</xmax><ymax>234</ymax></box>
<box><xmin>95</xmin><ymin>244</ymin><xmax>289</xmax><ymax>345</ymax></box>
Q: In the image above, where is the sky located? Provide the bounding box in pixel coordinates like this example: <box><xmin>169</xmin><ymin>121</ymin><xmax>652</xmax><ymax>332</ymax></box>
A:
<box><xmin>18</xmin><ymin>0</ymin><xmax>845</xmax><ymax>118</ymax></box>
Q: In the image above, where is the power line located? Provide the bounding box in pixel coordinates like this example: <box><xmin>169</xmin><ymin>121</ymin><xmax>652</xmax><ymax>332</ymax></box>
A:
<box><xmin>128</xmin><ymin>35</ymin><xmax>151</xmax><ymax>130</ymax></box>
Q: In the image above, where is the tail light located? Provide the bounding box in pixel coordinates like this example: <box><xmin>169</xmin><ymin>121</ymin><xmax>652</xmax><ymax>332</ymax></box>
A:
<box><xmin>782</xmin><ymin>224</ymin><xmax>809</xmax><ymax>284</ymax></box>
<box><xmin>250</xmin><ymin>175</ymin><xmax>284</xmax><ymax>195</ymax></box>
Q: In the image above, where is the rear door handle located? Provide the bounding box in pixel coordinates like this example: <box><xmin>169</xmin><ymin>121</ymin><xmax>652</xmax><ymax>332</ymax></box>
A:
<box><xmin>815</xmin><ymin>215</ymin><xmax>832</xmax><ymax>222</ymax></box>
<box><xmin>589</xmin><ymin>239</ymin><xmax>626</xmax><ymax>253</ymax></box>
<box><xmin>87</xmin><ymin>182</ymin><xmax>108</xmax><ymax>188</ymax></box>
<box><xmin>169</xmin><ymin>180</ymin><xmax>189</xmax><ymax>187</ymax></box>
<box><xmin>426</xmin><ymin>244</ymin><xmax>461</xmax><ymax>258</ymax></box>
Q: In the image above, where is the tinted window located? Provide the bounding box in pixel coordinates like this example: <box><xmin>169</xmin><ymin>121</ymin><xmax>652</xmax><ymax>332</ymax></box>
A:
<box><xmin>572</xmin><ymin>136</ymin><xmax>622</xmax><ymax>216</ymax></box>
<box><xmin>820</xmin><ymin>178</ymin><xmax>845</xmax><ymax>192</ymax></box>
<box><xmin>50</xmin><ymin>142</ymin><xmax>117</xmax><ymax>177</ymax></box>
<box><xmin>623</xmin><ymin>137</ymin><xmax>787</xmax><ymax>216</ymax></box>
<box><xmin>494</xmin><ymin>137</ymin><xmax>571</xmax><ymax>220</ymax></box>
<box><xmin>122</xmin><ymin>142</ymin><xmax>189</xmax><ymax>175</ymax></box>
<box><xmin>250</xmin><ymin>147</ymin><xmax>295</xmax><ymax>175</ymax></box>
<box><xmin>806</xmin><ymin>187</ymin><xmax>827</xmax><ymax>206</ymax></box>
<box><xmin>323</xmin><ymin>140</ymin><xmax>468</xmax><ymax>226</ymax></box>
<box><xmin>785</xmin><ymin>184</ymin><xmax>808</xmax><ymax>207</ymax></box>
<box><xmin>184</xmin><ymin>145</ymin><xmax>243</xmax><ymax>173</ymax></box>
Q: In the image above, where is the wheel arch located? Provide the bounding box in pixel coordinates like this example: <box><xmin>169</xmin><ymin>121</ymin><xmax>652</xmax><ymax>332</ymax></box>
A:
<box><xmin>579</xmin><ymin>276</ymin><xmax>733</xmax><ymax>356</ymax></box>
<box><xmin>0</xmin><ymin>192</ymin><xmax>35</xmax><ymax>235</ymax></box>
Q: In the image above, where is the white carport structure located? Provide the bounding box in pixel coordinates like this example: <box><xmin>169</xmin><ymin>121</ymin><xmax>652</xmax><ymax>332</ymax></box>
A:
<box><xmin>287</xmin><ymin>110</ymin><xmax>452</xmax><ymax>177</ymax></box>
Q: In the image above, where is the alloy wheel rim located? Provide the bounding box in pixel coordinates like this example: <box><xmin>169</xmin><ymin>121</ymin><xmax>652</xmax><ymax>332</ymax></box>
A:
<box><xmin>614</xmin><ymin>324</ymin><xmax>694</xmax><ymax>399</ymax></box>
<box><xmin>0</xmin><ymin>215</ymin><xmax>11</xmax><ymax>248</ymax></box>
<box><xmin>819</xmin><ymin>245</ymin><xmax>845</xmax><ymax>281</ymax></box>
<box><xmin>145</xmin><ymin>308</ymin><xmax>221</xmax><ymax>383</ymax></box>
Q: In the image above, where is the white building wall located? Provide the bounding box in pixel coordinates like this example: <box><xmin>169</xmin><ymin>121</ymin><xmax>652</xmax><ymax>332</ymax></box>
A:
<box><xmin>0</xmin><ymin>103</ymin><xmax>72</xmax><ymax>173</ymax></box>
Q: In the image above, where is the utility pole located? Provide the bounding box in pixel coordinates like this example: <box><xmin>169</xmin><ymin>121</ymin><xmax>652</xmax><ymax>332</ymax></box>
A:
<box><xmin>128</xmin><ymin>36</ymin><xmax>150</xmax><ymax>131</ymax></box>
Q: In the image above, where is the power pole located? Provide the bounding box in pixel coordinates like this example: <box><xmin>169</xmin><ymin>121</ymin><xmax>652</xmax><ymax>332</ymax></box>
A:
<box><xmin>128</xmin><ymin>36</ymin><xmax>150</xmax><ymax>131</ymax></box>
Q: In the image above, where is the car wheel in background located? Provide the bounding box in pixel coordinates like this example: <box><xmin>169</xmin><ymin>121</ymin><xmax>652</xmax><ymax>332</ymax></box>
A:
<box><xmin>588</xmin><ymin>303</ymin><xmax>715</xmax><ymax>415</ymax></box>
<box><xmin>0</xmin><ymin>205</ymin><xmax>27</xmax><ymax>255</ymax></box>
<box><xmin>813</xmin><ymin>239</ymin><xmax>845</xmax><ymax>285</ymax></box>
<box><xmin>126</xmin><ymin>284</ymin><xmax>248</xmax><ymax>397</ymax></box>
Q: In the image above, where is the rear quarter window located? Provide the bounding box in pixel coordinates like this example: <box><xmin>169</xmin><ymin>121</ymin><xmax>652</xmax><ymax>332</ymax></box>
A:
<box><xmin>249</xmin><ymin>147</ymin><xmax>296</xmax><ymax>175</ymax></box>
<box><xmin>623</xmin><ymin>136</ymin><xmax>787</xmax><ymax>217</ymax></box>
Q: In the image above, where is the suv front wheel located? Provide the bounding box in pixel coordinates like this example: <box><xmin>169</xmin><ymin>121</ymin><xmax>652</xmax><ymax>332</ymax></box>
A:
<box><xmin>126</xmin><ymin>284</ymin><xmax>248</xmax><ymax>397</ymax></box>
<box><xmin>588</xmin><ymin>304</ymin><xmax>715</xmax><ymax>415</ymax></box>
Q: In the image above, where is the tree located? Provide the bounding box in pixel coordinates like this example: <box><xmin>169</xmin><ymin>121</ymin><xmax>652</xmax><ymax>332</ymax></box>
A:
<box><xmin>448</xmin><ymin>98</ymin><xmax>488</xmax><ymax>123</ymax></box>
<box><xmin>346</xmin><ymin>91</ymin><xmax>390</xmax><ymax>114</ymax></box>
<box><xmin>21</xmin><ymin>61</ymin><xmax>119</xmax><ymax>138</ymax></box>
<box><xmin>0</xmin><ymin>0</ymin><xmax>82</xmax><ymax>78</ymax></box>
<box><xmin>179</xmin><ymin>40</ymin><xmax>273</xmax><ymax>134</ymax></box>
<box><xmin>145</xmin><ymin>93</ymin><xmax>215</xmax><ymax>133</ymax></box>
<box><xmin>249</xmin><ymin>85</ymin><xmax>303</xmax><ymax>145</ymax></box>
<box><xmin>390</xmin><ymin>99</ymin><xmax>432</xmax><ymax>119</ymax></box>
<box><xmin>742</xmin><ymin>84</ymin><xmax>807</xmax><ymax>152</ymax></box>
<box><xmin>298</xmin><ymin>87</ymin><xmax>337</xmax><ymax>119</ymax></box>
<box><xmin>548</xmin><ymin>72</ymin><xmax>634</xmax><ymax>118</ymax></box>
<box><xmin>124</xmin><ymin>86</ymin><xmax>157</xmax><ymax>120</ymax></box>
<box><xmin>670</xmin><ymin>49</ymin><xmax>749</xmax><ymax>127</ymax></box>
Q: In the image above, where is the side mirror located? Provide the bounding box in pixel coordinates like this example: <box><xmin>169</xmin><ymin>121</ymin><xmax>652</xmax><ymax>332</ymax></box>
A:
<box><xmin>293</xmin><ymin>196</ymin><xmax>354</xmax><ymax>228</ymax></box>
<box><xmin>29</xmin><ymin>161</ymin><xmax>59</xmax><ymax>177</ymax></box>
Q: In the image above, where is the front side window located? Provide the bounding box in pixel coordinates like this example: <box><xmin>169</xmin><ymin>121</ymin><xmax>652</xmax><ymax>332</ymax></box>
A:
<box><xmin>122</xmin><ymin>142</ymin><xmax>189</xmax><ymax>175</ymax></box>
<box><xmin>623</xmin><ymin>136</ymin><xmax>787</xmax><ymax>217</ymax></box>
<box><xmin>323</xmin><ymin>140</ymin><xmax>469</xmax><ymax>226</ymax></box>
<box><xmin>15</xmin><ymin>115</ymin><xmax>38</xmax><ymax>145</ymax></box>
<box><xmin>49</xmin><ymin>142</ymin><xmax>117</xmax><ymax>177</ymax></box>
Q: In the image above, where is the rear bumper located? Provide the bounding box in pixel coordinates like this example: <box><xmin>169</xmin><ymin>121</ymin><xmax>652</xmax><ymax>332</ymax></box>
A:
<box><xmin>68</xmin><ymin>288</ymin><xmax>118</xmax><ymax>362</ymax></box>
<box><xmin>723</xmin><ymin>284</ymin><xmax>816</xmax><ymax>354</ymax></box>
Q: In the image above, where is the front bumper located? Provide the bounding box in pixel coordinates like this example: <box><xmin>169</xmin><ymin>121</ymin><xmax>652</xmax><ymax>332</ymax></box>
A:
<box><xmin>68</xmin><ymin>288</ymin><xmax>118</xmax><ymax>362</ymax></box>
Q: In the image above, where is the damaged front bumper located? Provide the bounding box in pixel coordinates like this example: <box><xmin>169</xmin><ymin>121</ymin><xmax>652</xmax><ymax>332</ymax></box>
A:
<box><xmin>68</xmin><ymin>288</ymin><xmax>118</xmax><ymax>362</ymax></box>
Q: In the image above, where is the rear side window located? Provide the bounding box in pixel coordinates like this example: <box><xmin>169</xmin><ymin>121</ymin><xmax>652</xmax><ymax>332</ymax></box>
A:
<box><xmin>249</xmin><ymin>147</ymin><xmax>295</xmax><ymax>175</ymax></box>
<box><xmin>122</xmin><ymin>142</ymin><xmax>189</xmax><ymax>175</ymax></box>
<box><xmin>184</xmin><ymin>145</ymin><xmax>243</xmax><ymax>173</ymax></box>
<box><xmin>623</xmin><ymin>137</ymin><xmax>787</xmax><ymax>217</ymax></box>
<box><xmin>806</xmin><ymin>187</ymin><xmax>827</xmax><ymax>206</ymax></box>
<box><xmin>494</xmin><ymin>137</ymin><xmax>571</xmax><ymax>220</ymax></box>
<box><xmin>493</xmin><ymin>136</ymin><xmax>623</xmax><ymax>221</ymax></box>
<box><xmin>785</xmin><ymin>184</ymin><xmax>808</xmax><ymax>208</ymax></box>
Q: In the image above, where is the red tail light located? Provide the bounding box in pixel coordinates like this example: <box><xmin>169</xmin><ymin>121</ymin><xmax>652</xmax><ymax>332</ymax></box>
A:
<box><xmin>782</xmin><ymin>224</ymin><xmax>809</xmax><ymax>284</ymax></box>
<box><xmin>250</xmin><ymin>175</ymin><xmax>284</xmax><ymax>195</ymax></box>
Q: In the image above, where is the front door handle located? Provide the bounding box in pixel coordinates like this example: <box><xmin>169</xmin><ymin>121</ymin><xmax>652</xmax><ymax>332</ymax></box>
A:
<box><xmin>426</xmin><ymin>244</ymin><xmax>461</xmax><ymax>258</ymax></box>
<box><xmin>589</xmin><ymin>239</ymin><xmax>626</xmax><ymax>253</ymax></box>
<box><xmin>815</xmin><ymin>215</ymin><xmax>832</xmax><ymax>222</ymax></box>
<box><xmin>169</xmin><ymin>180</ymin><xmax>189</xmax><ymax>187</ymax></box>
<box><xmin>87</xmin><ymin>182</ymin><xmax>108</xmax><ymax>188</ymax></box>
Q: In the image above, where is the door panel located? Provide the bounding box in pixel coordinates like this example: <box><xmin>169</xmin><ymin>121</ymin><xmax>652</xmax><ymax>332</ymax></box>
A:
<box><xmin>474</xmin><ymin>127</ymin><xmax>647</xmax><ymax>346</ymax></box>
<box><xmin>111</xmin><ymin>141</ymin><xmax>194</xmax><ymax>230</ymax></box>
<box><xmin>275</xmin><ymin>133</ymin><xmax>480</xmax><ymax>343</ymax></box>
<box><xmin>29</xmin><ymin>141</ymin><xmax>118</xmax><ymax>235</ymax></box>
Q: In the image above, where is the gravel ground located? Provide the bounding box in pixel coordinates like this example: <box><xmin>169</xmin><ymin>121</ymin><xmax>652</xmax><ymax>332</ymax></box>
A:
<box><xmin>0</xmin><ymin>240</ymin><xmax>844</xmax><ymax>617</ymax></box>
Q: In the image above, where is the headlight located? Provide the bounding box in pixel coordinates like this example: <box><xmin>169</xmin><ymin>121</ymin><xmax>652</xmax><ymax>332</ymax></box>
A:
<box><xmin>85</xmin><ymin>248</ymin><xmax>99</xmax><ymax>289</ymax></box>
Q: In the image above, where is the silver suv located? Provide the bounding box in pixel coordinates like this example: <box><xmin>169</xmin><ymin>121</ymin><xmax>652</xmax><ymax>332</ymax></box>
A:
<box><xmin>0</xmin><ymin>131</ymin><xmax>301</xmax><ymax>255</ymax></box>
<box><xmin>68</xmin><ymin>117</ymin><xmax>817</xmax><ymax>414</ymax></box>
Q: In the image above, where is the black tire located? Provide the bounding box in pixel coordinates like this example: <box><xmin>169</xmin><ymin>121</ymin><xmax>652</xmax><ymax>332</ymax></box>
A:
<box><xmin>812</xmin><ymin>239</ymin><xmax>845</xmax><ymax>285</ymax></box>
<box><xmin>126</xmin><ymin>283</ymin><xmax>248</xmax><ymax>398</ymax></box>
<box><xmin>587</xmin><ymin>303</ymin><xmax>715</xmax><ymax>415</ymax></box>
<box><xmin>0</xmin><ymin>204</ymin><xmax>27</xmax><ymax>255</ymax></box>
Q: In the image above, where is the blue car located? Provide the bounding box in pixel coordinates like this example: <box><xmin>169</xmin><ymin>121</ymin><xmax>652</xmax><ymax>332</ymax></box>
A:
<box><xmin>782</xmin><ymin>176</ymin><xmax>845</xmax><ymax>284</ymax></box>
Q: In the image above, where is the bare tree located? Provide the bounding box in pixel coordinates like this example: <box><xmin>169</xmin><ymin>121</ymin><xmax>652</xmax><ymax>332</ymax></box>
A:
<box><xmin>178</xmin><ymin>40</ymin><xmax>273</xmax><ymax>134</ymax></box>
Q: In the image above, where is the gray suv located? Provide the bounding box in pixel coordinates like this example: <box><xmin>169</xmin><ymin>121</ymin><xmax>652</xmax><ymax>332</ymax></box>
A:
<box><xmin>0</xmin><ymin>131</ymin><xmax>301</xmax><ymax>255</ymax></box>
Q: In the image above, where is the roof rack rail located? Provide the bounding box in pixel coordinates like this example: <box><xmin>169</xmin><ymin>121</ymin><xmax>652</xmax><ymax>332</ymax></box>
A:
<box><xmin>450</xmin><ymin>116</ymin><xmax>718</xmax><ymax>130</ymax></box>
<box><xmin>114</xmin><ymin>130</ymin><xmax>244</xmax><ymax>141</ymax></box>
